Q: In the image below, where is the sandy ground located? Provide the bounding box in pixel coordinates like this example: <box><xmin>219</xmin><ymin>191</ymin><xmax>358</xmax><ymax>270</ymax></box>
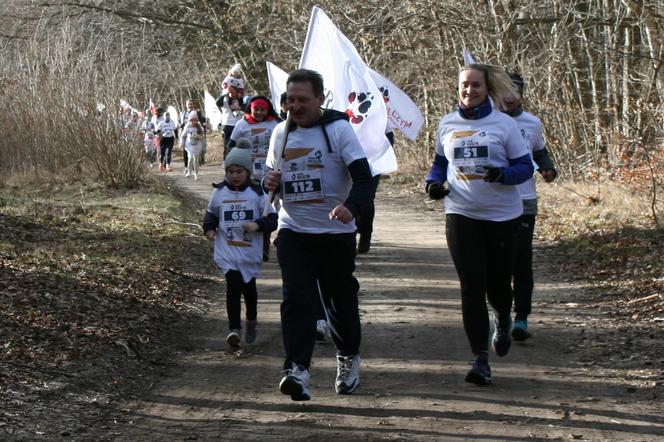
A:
<box><xmin>115</xmin><ymin>159</ymin><xmax>664</xmax><ymax>441</ymax></box>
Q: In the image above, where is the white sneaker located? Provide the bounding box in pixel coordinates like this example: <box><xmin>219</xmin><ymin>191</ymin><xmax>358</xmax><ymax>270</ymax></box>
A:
<box><xmin>226</xmin><ymin>329</ymin><xmax>240</xmax><ymax>348</ymax></box>
<box><xmin>315</xmin><ymin>319</ymin><xmax>329</xmax><ymax>341</ymax></box>
<box><xmin>194</xmin><ymin>173</ymin><xmax>198</xmax><ymax>181</ymax></box>
<box><xmin>184</xmin><ymin>168</ymin><xmax>190</xmax><ymax>177</ymax></box>
<box><xmin>335</xmin><ymin>354</ymin><xmax>360</xmax><ymax>394</ymax></box>
<box><xmin>279</xmin><ymin>362</ymin><xmax>311</xmax><ymax>401</ymax></box>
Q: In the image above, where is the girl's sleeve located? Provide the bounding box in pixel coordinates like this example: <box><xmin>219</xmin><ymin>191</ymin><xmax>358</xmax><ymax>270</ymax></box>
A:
<box><xmin>203</xmin><ymin>191</ymin><xmax>221</xmax><ymax>232</ymax></box>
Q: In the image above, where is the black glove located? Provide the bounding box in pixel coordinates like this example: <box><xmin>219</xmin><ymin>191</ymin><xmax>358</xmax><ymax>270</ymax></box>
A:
<box><xmin>483</xmin><ymin>167</ymin><xmax>503</xmax><ymax>183</ymax></box>
<box><xmin>426</xmin><ymin>182</ymin><xmax>449</xmax><ymax>200</ymax></box>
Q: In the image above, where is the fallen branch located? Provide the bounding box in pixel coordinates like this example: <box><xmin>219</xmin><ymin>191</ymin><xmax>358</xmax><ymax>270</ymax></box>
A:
<box><xmin>165</xmin><ymin>219</ymin><xmax>201</xmax><ymax>229</ymax></box>
<box><xmin>626</xmin><ymin>293</ymin><xmax>661</xmax><ymax>305</ymax></box>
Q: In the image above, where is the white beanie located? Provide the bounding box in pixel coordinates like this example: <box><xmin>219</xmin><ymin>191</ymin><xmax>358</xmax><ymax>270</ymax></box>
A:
<box><xmin>225</xmin><ymin>76</ymin><xmax>244</xmax><ymax>90</ymax></box>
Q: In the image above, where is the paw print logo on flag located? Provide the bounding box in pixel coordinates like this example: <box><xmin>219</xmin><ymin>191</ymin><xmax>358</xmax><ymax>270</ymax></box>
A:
<box><xmin>345</xmin><ymin>91</ymin><xmax>374</xmax><ymax>124</ymax></box>
<box><xmin>378</xmin><ymin>86</ymin><xmax>390</xmax><ymax>104</ymax></box>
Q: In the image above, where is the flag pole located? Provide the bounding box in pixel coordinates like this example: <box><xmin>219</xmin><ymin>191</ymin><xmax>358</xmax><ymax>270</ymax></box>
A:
<box><xmin>263</xmin><ymin>111</ymin><xmax>291</xmax><ymax>216</ymax></box>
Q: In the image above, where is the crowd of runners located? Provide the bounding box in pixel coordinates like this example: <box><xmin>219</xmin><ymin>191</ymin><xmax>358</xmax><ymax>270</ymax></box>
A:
<box><xmin>124</xmin><ymin>61</ymin><xmax>557</xmax><ymax>402</ymax></box>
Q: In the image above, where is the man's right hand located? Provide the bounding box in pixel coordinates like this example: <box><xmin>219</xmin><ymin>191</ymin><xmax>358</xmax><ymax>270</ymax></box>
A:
<box><xmin>264</xmin><ymin>170</ymin><xmax>282</xmax><ymax>192</ymax></box>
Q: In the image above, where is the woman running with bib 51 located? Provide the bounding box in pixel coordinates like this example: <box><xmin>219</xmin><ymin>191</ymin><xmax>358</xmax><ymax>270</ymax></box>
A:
<box><xmin>425</xmin><ymin>63</ymin><xmax>533</xmax><ymax>385</ymax></box>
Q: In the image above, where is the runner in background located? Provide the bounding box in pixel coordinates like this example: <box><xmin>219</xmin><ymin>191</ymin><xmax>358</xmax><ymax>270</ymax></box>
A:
<box><xmin>263</xmin><ymin>69</ymin><xmax>373</xmax><ymax>401</ymax></box>
<box><xmin>217</xmin><ymin>68</ymin><xmax>247</xmax><ymax>158</ymax></box>
<box><xmin>156</xmin><ymin>112</ymin><xmax>177</xmax><ymax>172</ymax></box>
<box><xmin>180</xmin><ymin>112</ymin><xmax>204</xmax><ymax>180</ymax></box>
<box><xmin>203</xmin><ymin>147</ymin><xmax>277</xmax><ymax>348</ymax></box>
<box><xmin>425</xmin><ymin>63</ymin><xmax>533</xmax><ymax>386</ymax></box>
<box><xmin>355</xmin><ymin>130</ymin><xmax>392</xmax><ymax>254</ymax></box>
<box><xmin>279</xmin><ymin>92</ymin><xmax>288</xmax><ymax>120</ymax></box>
<box><xmin>228</xmin><ymin>95</ymin><xmax>281</xmax><ymax>262</ymax></box>
<box><xmin>502</xmin><ymin>72</ymin><xmax>557</xmax><ymax>342</ymax></box>
<box><xmin>180</xmin><ymin>99</ymin><xmax>207</xmax><ymax>173</ymax></box>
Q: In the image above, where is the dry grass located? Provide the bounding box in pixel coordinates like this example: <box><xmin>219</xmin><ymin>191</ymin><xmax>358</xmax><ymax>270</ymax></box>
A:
<box><xmin>0</xmin><ymin>22</ymin><xmax>170</xmax><ymax>189</ymax></box>
<box><xmin>536</xmin><ymin>178</ymin><xmax>663</xmax><ymax>322</ymax></box>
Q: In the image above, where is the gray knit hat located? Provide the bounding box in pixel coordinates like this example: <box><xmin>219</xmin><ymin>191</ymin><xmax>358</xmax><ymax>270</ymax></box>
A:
<box><xmin>225</xmin><ymin>147</ymin><xmax>253</xmax><ymax>173</ymax></box>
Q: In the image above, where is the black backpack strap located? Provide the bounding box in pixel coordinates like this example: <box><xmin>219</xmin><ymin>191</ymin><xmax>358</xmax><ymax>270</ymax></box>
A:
<box><xmin>320</xmin><ymin>125</ymin><xmax>333</xmax><ymax>153</ymax></box>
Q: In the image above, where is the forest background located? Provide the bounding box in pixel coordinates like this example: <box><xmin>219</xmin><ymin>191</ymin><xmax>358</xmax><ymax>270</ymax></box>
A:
<box><xmin>0</xmin><ymin>0</ymin><xmax>662</xmax><ymax>198</ymax></box>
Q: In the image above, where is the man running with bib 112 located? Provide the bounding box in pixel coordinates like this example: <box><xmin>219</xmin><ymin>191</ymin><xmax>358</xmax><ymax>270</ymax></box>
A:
<box><xmin>263</xmin><ymin>68</ymin><xmax>373</xmax><ymax>401</ymax></box>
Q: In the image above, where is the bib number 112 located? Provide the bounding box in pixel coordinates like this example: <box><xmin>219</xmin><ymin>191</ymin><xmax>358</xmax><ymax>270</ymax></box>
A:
<box><xmin>290</xmin><ymin>180</ymin><xmax>315</xmax><ymax>193</ymax></box>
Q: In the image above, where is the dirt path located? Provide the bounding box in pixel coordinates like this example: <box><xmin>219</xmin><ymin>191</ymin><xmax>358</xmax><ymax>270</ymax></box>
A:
<box><xmin>117</xmin><ymin>161</ymin><xmax>663</xmax><ymax>441</ymax></box>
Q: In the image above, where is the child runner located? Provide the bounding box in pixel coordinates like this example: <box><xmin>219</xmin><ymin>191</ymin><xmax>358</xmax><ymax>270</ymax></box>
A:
<box><xmin>228</xmin><ymin>96</ymin><xmax>281</xmax><ymax>262</ymax></box>
<box><xmin>425</xmin><ymin>63</ymin><xmax>533</xmax><ymax>386</ymax></box>
<box><xmin>229</xmin><ymin>96</ymin><xmax>280</xmax><ymax>180</ymax></box>
<box><xmin>502</xmin><ymin>73</ymin><xmax>557</xmax><ymax>341</ymax></box>
<box><xmin>180</xmin><ymin>99</ymin><xmax>208</xmax><ymax>171</ymax></box>
<box><xmin>156</xmin><ymin>112</ymin><xmax>177</xmax><ymax>172</ymax></box>
<box><xmin>180</xmin><ymin>112</ymin><xmax>204</xmax><ymax>180</ymax></box>
<box><xmin>203</xmin><ymin>147</ymin><xmax>277</xmax><ymax>347</ymax></box>
<box><xmin>216</xmin><ymin>77</ymin><xmax>246</xmax><ymax>158</ymax></box>
<box><xmin>143</xmin><ymin>129</ymin><xmax>157</xmax><ymax>167</ymax></box>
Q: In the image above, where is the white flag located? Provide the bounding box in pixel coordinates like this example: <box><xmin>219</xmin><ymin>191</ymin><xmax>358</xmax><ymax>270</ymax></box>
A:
<box><xmin>462</xmin><ymin>48</ymin><xmax>476</xmax><ymax>66</ymax></box>
<box><xmin>367</xmin><ymin>68</ymin><xmax>423</xmax><ymax>141</ymax></box>
<box><xmin>119</xmin><ymin>99</ymin><xmax>139</xmax><ymax>114</ymax></box>
<box><xmin>300</xmin><ymin>6</ymin><xmax>396</xmax><ymax>175</ymax></box>
<box><xmin>204</xmin><ymin>90</ymin><xmax>222</xmax><ymax>131</ymax></box>
<box><xmin>166</xmin><ymin>105</ymin><xmax>179</xmax><ymax>126</ymax></box>
<box><xmin>266</xmin><ymin>61</ymin><xmax>289</xmax><ymax>111</ymax></box>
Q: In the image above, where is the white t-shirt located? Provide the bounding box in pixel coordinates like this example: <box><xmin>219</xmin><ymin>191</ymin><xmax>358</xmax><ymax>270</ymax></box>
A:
<box><xmin>230</xmin><ymin>118</ymin><xmax>279</xmax><ymax>179</ymax></box>
<box><xmin>513</xmin><ymin>111</ymin><xmax>545</xmax><ymax>201</ymax></box>
<box><xmin>206</xmin><ymin>185</ymin><xmax>274</xmax><ymax>283</ymax></box>
<box><xmin>266</xmin><ymin>119</ymin><xmax>366</xmax><ymax>234</ymax></box>
<box><xmin>180</xmin><ymin>126</ymin><xmax>203</xmax><ymax>154</ymax></box>
<box><xmin>220</xmin><ymin>95</ymin><xmax>243</xmax><ymax>126</ymax></box>
<box><xmin>436</xmin><ymin>110</ymin><xmax>529</xmax><ymax>221</ymax></box>
<box><xmin>156</xmin><ymin>119</ymin><xmax>177</xmax><ymax>138</ymax></box>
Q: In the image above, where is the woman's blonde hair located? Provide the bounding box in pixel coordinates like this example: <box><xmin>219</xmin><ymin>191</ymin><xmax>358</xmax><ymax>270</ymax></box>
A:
<box><xmin>460</xmin><ymin>64</ymin><xmax>518</xmax><ymax>110</ymax></box>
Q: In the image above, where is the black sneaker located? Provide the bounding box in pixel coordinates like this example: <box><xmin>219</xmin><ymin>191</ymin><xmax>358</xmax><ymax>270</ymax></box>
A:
<box><xmin>492</xmin><ymin>317</ymin><xmax>512</xmax><ymax>357</ymax></box>
<box><xmin>465</xmin><ymin>357</ymin><xmax>492</xmax><ymax>385</ymax></box>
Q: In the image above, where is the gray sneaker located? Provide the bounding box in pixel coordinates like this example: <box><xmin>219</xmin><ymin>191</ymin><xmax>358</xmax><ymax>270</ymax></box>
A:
<box><xmin>279</xmin><ymin>363</ymin><xmax>311</xmax><ymax>401</ymax></box>
<box><xmin>335</xmin><ymin>354</ymin><xmax>360</xmax><ymax>394</ymax></box>
<box><xmin>226</xmin><ymin>329</ymin><xmax>240</xmax><ymax>348</ymax></box>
